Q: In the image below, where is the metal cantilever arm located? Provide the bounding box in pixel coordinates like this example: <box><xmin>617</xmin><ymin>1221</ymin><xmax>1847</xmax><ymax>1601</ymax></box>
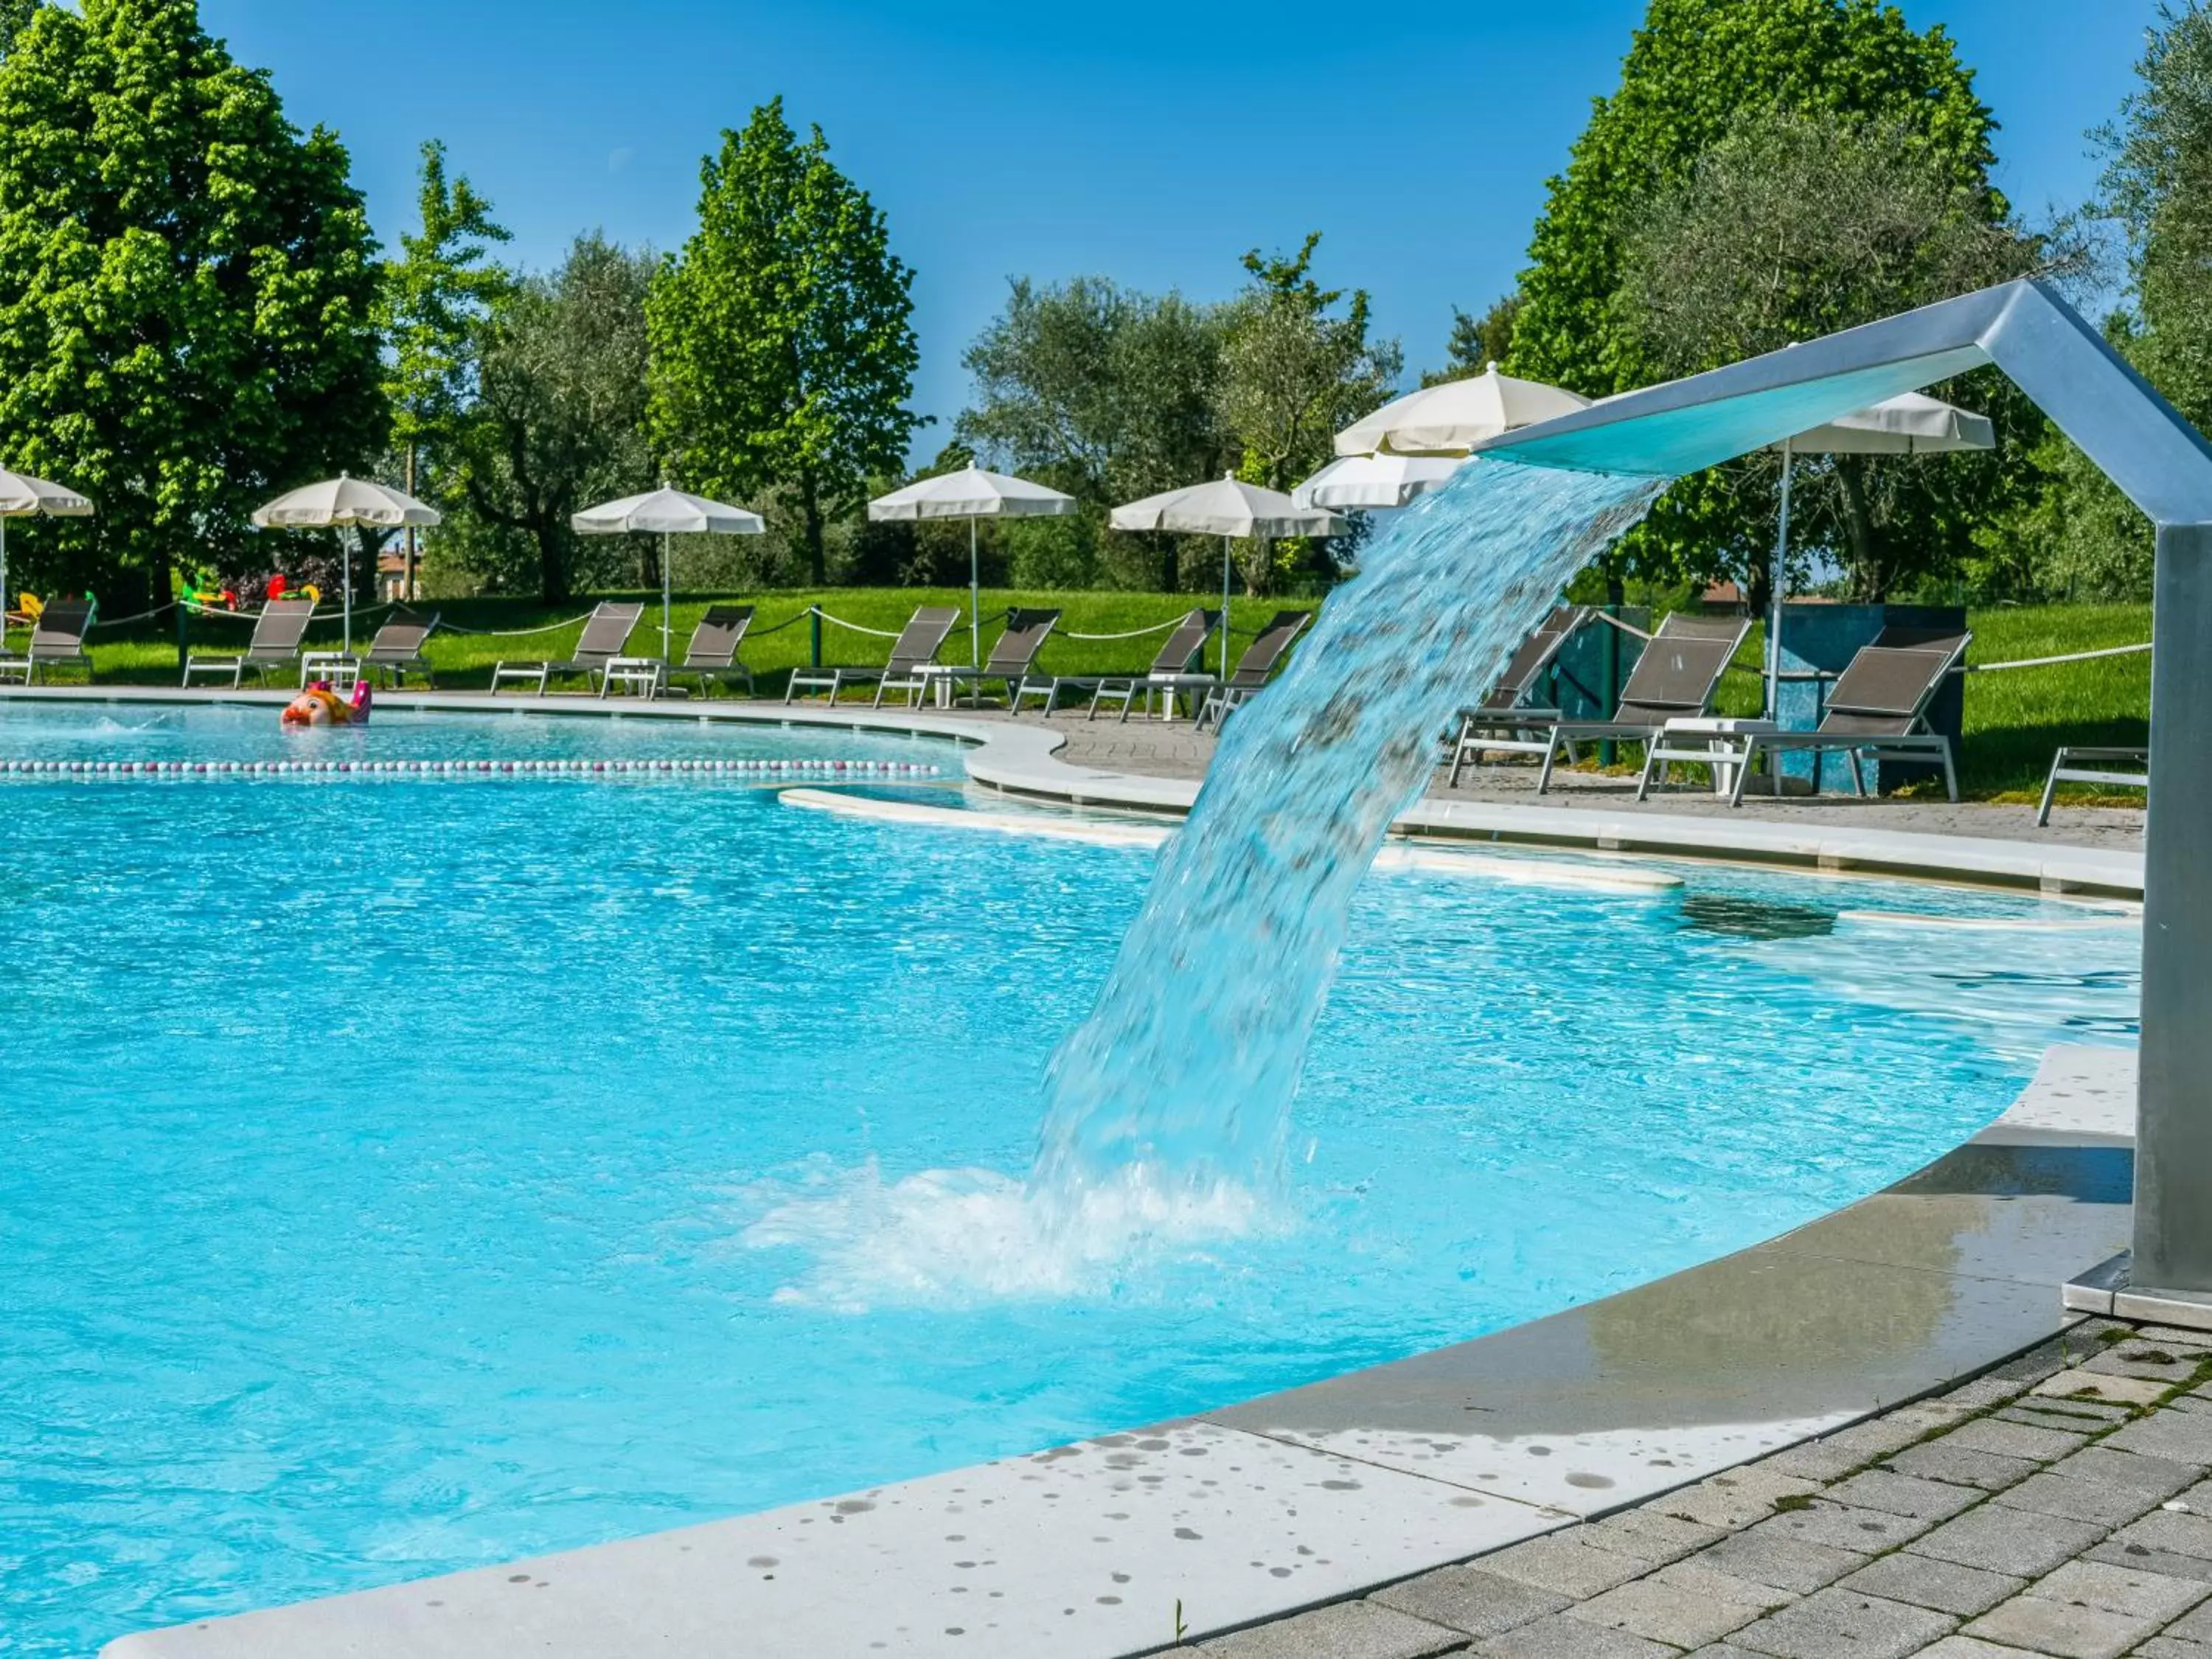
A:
<box><xmin>1473</xmin><ymin>279</ymin><xmax>2212</xmax><ymax>529</ymax></box>
<box><xmin>1478</xmin><ymin>276</ymin><xmax>2212</xmax><ymax>1302</ymax></box>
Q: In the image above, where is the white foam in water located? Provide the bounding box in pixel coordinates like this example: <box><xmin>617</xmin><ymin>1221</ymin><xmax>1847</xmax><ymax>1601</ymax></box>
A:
<box><xmin>739</xmin><ymin>1158</ymin><xmax>1271</xmax><ymax>1310</ymax></box>
<box><xmin>1034</xmin><ymin>456</ymin><xmax>1669</xmax><ymax>1205</ymax></box>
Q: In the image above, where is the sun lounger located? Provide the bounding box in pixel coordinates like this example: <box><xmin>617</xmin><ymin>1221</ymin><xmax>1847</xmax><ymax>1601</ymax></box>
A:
<box><xmin>1642</xmin><ymin>627</ymin><xmax>1971</xmax><ymax>805</ymax></box>
<box><xmin>361</xmin><ymin>608</ymin><xmax>440</xmax><ymax>688</ymax></box>
<box><xmin>783</xmin><ymin>605</ymin><xmax>959</xmax><ymax>706</ymax></box>
<box><xmin>2038</xmin><ymin>745</ymin><xmax>2149</xmax><ymax>825</ymax></box>
<box><xmin>1447</xmin><ymin>605</ymin><xmax>1590</xmax><ymax>785</ymax></box>
<box><xmin>0</xmin><ymin>596</ymin><xmax>97</xmax><ymax>684</ymax></box>
<box><xmin>490</xmin><ymin>602</ymin><xmax>644</xmax><ymax>695</ymax></box>
<box><xmin>661</xmin><ymin>605</ymin><xmax>757</xmax><ymax>698</ymax></box>
<box><xmin>1037</xmin><ymin>608</ymin><xmax>1217</xmax><ymax>721</ymax></box>
<box><xmin>1529</xmin><ymin>611</ymin><xmax>1752</xmax><ymax>792</ymax></box>
<box><xmin>945</xmin><ymin>608</ymin><xmax>1062</xmax><ymax>713</ymax></box>
<box><xmin>1194</xmin><ymin>611</ymin><xmax>1314</xmax><ymax>731</ymax></box>
<box><xmin>181</xmin><ymin>597</ymin><xmax>316</xmax><ymax>687</ymax></box>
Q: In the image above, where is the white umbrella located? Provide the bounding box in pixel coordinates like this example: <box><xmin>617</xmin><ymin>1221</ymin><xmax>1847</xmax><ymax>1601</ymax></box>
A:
<box><xmin>1292</xmin><ymin>452</ymin><xmax>1465</xmax><ymax>511</ymax></box>
<box><xmin>867</xmin><ymin>465</ymin><xmax>1077</xmax><ymax>669</ymax></box>
<box><xmin>1334</xmin><ymin>364</ymin><xmax>1591</xmax><ymax>458</ymax></box>
<box><xmin>252</xmin><ymin>474</ymin><xmax>441</xmax><ymax>653</ymax></box>
<box><xmin>1764</xmin><ymin>392</ymin><xmax>1996</xmax><ymax>716</ymax></box>
<box><xmin>571</xmin><ymin>487</ymin><xmax>766</xmax><ymax>664</ymax></box>
<box><xmin>0</xmin><ymin>470</ymin><xmax>94</xmax><ymax>633</ymax></box>
<box><xmin>1109</xmin><ymin>475</ymin><xmax>1340</xmax><ymax>676</ymax></box>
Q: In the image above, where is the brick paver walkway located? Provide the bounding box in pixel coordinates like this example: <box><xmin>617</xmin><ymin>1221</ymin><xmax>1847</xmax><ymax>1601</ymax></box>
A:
<box><xmin>1200</xmin><ymin>1321</ymin><xmax>2212</xmax><ymax>1658</ymax></box>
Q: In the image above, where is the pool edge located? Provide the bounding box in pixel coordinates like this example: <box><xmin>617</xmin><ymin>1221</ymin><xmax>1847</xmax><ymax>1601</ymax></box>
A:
<box><xmin>96</xmin><ymin>1048</ymin><xmax>2133</xmax><ymax>1659</ymax></box>
<box><xmin>0</xmin><ymin>684</ymin><xmax>2147</xmax><ymax>899</ymax></box>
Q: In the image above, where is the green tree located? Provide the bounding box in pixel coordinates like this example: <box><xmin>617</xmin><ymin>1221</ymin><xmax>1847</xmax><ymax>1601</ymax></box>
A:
<box><xmin>0</xmin><ymin>0</ymin><xmax>36</xmax><ymax>56</ymax></box>
<box><xmin>1613</xmin><ymin>107</ymin><xmax>2051</xmax><ymax>599</ymax></box>
<box><xmin>1218</xmin><ymin>233</ymin><xmax>1399</xmax><ymax>591</ymax></box>
<box><xmin>1220</xmin><ymin>234</ymin><xmax>1401</xmax><ymax>491</ymax></box>
<box><xmin>1512</xmin><ymin>0</ymin><xmax>2000</xmax><ymax>401</ymax></box>
<box><xmin>0</xmin><ymin>0</ymin><xmax>386</xmax><ymax>605</ymax></box>
<box><xmin>447</xmin><ymin>234</ymin><xmax>658</xmax><ymax>602</ymax></box>
<box><xmin>379</xmin><ymin>140</ymin><xmax>509</xmax><ymax>591</ymax></box>
<box><xmin>1425</xmin><ymin>294</ymin><xmax>1522</xmax><ymax>386</ymax></box>
<box><xmin>2014</xmin><ymin>3</ymin><xmax>2212</xmax><ymax>601</ymax></box>
<box><xmin>956</xmin><ymin>275</ymin><xmax>1229</xmax><ymax>588</ymax></box>
<box><xmin>647</xmin><ymin>97</ymin><xmax>921</xmax><ymax>583</ymax></box>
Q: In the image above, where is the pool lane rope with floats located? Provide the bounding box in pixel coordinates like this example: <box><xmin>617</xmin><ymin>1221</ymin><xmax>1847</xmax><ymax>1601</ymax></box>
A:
<box><xmin>0</xmin><ymin>758</ymin><xmax>944</xmax><ymax>782</ymax></box>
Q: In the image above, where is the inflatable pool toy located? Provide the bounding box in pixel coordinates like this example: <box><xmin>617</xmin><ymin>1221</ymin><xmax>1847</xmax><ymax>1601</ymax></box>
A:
<box><xmin>280</xmin><ymin>680</ymin><xmax>372</xmax><ymax>728</ymax></box>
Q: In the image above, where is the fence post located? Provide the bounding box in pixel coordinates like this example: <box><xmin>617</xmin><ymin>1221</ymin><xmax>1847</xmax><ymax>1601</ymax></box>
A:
<box><xmin>175</xmin><ymin>597</ymin><xmax>189</xmax><ymax>678</ymax></box>
<box><xmin>1599</xmin><ymin>575</ymin><xmax>1624</xmax><ymax>769</ymax></box>
<box><xmin>810</xmin><ymin>606</ymin><xmax>821</xmax><ymax>669</ymax></box>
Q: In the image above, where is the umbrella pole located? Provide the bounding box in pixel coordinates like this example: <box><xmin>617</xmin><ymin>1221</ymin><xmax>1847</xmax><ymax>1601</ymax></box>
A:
<box><xmin>1</xmin><ymin>517</ymin><xmax>8</xmax><ymax>644</ymax></box>
<box><xmin>343</xmin><ymin>538</ymin><xmax>352</xmax><ymax>655</ymax></box>
<box><xmin>1767</xmin><ymin>439</ymin><xmax>1792</xmax><ymax>722</ymax></box>
<box><xmin>662</xmin><ymin>530</ymin><xmax>672</xmax><ymax>662</ymax></box>
<box><xmin>970</xmin><ymin>519</ymin><xmax>981</xmax><ymax>669</ymax></box>
<box><xmin>1220</xmin><ymin>535</ymin><xmax>1233</xmax><ymax>678</ymax></box>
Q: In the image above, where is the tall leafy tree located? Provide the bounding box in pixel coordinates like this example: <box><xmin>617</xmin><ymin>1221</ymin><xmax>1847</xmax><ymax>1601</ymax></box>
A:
<box><xmin>0</xmin><ymin>0</ymin><xmax>386</xmax><ymax>603</ymax></box>
<box><xmin>379</xmin><ymin>140</ymin><xmax>509</xmax><ymax>591</ymax></box>
<box><xmin>1512</xmin><ymin>0</ymin><xmax>2001</xmax><ymax>400</ymax></box>
<box><xmin>1425</xmin><ymin>295</ymin><xmax>1521</xmax><ymax>386</ymax></box>
<box><xmin>449</xmin><ymin>235</ymin><xmax>657</xmax><ymax>602</ymax></box>
<box><xmin>1220</xmin><ymin>234</ymin><xmax>1401</xmax><ymax>495</ymax></box>
<box><xmin>647</xmin><ymin>97</ymin><xmax>921</xmax><ymax>582</ymax></box>
<box><xmin>2010</xmin><ymin>2</ymin><xmax>2212</xmax><ymax>601</ymax></box>
<box><xmin>1614</xmin><ymin>108</ymin><xmax>2052</xmax><ymax>599</ymax></box>
<box><xmin>957</xmin><ymin>275</ymin><xmax>1229</xmax><ymax>588</ymax></box>
<box><xmin>1504</xmin><ymin>0</ymin><xmax>2014</xmax><ymax>598</ymax></box>
<box><xmin>1217</xmin><ymin>234</ymin><xmax>1400</xmax><ymax>592</ymax></box>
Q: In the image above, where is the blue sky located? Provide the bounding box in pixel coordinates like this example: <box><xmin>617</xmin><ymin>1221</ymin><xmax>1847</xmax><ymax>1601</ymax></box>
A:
<box><xmin>206</xmin><ymin>0</ymin><xmax>2157</xmax><ymax>453</ymax></box>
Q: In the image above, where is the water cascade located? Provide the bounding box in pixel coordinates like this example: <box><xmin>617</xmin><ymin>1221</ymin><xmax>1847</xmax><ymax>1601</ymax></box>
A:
<box><xmin>1033</xmin><ymin>456</ymin><xmax>1671</xmax><ymax>1207</ymax></box>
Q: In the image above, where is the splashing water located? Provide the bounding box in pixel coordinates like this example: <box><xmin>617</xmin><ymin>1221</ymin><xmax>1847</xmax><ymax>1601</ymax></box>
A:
<box><xmin>1032</xmin><ymin>456</ymin><xmax>1670</xmax><ymax>1208</ymax></box>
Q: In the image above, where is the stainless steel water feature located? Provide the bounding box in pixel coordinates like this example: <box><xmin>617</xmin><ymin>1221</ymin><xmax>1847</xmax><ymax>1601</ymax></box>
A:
<box><xmin>1475</xmin><ymin>278</ymin><xmax>2212</xmax><ymax>1314</ymax></box>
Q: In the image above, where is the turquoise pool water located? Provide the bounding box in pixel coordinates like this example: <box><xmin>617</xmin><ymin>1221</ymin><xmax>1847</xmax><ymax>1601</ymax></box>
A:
<box><xmin>0</xmin><ymin>701</ymin><xmax>2139</xmax><ymax>1656</ymax></box>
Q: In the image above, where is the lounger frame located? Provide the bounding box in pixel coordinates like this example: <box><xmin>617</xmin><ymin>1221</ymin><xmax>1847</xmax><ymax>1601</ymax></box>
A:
<box><xmin>783</xmin><ymin>606</ymin><xmax>959</xmax><ymax>706</ymax></box>
<box><xmin>1640</xmin><ymin>627</ymin><xmax>1971</xmax><ymax>807</ymax></box>
<box><xmin>491</xmin><ymin>602</ymin><xmax>644</xmax><ymax>695</ymax></box>
<box><xmin>0</xmin><ymin>597</ymin><xmax>97</xmax><ymax>684</ymax></box>
<box><xmin>1193</xmin><ymin>611</ymin><xmax>1312</xmax><ymax>731</ymax></box>
<box><xmin>1446</xmin><ymin>605</ymin><xmax>1591</xmax><ymax>785</ymax></box>
<box><xmin>663</xmin><ymin>605</ymin><xmax>757</xmax><ymax>699</ymax></box>
<box><xmin>944</xmin><ymin>609</ymin><xmax>1062</xmax><ymax>713</ymax></box>
<box><xmin>1522</xmin><ymin>613</ymin><xmax>1752</xmax><ymax>790</ymax></box>
<box><xmin>2038</xmin><ymin>745</ymin><xmax>2149</xmax><ymax>825</ymax></box>
<box><xmin>182</xmin><ymin>598</ymin><xmax>317</xmax><ymax>687</ymax></box>
<box><xmin>1035</xmin><ymin>609</ymin><xmax>1217</xmax><ymax>721</ymax></box>
<box><xmin>361</xmin><ymin>608</ymin><xmax>441</xmax><ymax>689</ymax></box>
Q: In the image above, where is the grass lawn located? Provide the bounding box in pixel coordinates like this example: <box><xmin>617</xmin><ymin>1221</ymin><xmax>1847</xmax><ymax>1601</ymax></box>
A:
<box><xmin>64</xmin><ymin>588</ymin><xmax>1321</xmax><ymax>694</ymax></box>
<box><xmin>14</xmin><ymin>589</ymin><xmax>2152</xmax><ymax>804</ymax></box>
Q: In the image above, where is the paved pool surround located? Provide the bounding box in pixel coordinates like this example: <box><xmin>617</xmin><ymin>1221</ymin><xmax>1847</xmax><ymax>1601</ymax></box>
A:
<box><xmin>1</xmin><ymin>686</ymin><xmax>2140</xmax><ymax>1656</ymax></box>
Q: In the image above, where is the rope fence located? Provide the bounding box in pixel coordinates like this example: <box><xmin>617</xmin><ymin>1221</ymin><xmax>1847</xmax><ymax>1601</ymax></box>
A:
<box><xmin>32</xmin><ymin>593</ymin><xmax>2159</xmax><ymax>681</ymax></box>
<box><xmin>434</xmin><ymin>610</ymin><xmax>595</xmax><ymax>638</ymax></box>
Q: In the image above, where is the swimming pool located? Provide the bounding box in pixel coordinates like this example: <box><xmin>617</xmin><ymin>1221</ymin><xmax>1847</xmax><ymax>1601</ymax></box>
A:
<box><xmin>0</xmin><ymin>701</ymin><xmax>2139</xmax><ymax>1657</ymax></box>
